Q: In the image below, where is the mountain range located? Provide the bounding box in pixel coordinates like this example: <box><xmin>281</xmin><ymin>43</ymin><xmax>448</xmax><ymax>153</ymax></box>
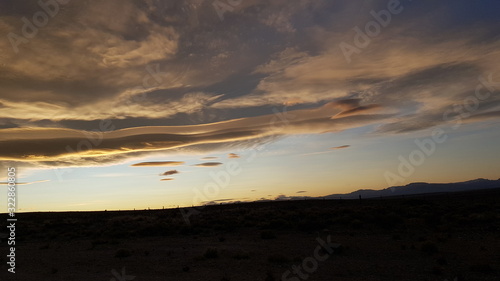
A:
<box><xmin>320</xmin><ymin>178</ymin><xmax>500</xmax><ymax>199</ymax></box>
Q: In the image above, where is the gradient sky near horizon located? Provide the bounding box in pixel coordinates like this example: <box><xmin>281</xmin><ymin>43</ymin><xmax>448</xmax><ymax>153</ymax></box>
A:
<box><xmin>0</xmin><ymin>0</ymin><xmax>499</xmax><ymax>212</ymax></box>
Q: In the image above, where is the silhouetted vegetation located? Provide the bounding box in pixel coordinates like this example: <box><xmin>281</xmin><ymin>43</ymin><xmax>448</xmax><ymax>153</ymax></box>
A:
<box><xmin>7</xmin><ymin>188</ymin><xmax>500</xmax><ymax>280</ymax></box>
<box><xmin>14</xmin><ymin>189</ymin><xmax>500</xmax><ymax>244</ymax></box>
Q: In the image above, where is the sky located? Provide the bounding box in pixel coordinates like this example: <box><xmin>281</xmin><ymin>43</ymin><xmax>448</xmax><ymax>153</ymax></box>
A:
<box><xmin>0</xmin><ymin>0</ymin><xmax>499</xmax><ymax>212</ymax></box>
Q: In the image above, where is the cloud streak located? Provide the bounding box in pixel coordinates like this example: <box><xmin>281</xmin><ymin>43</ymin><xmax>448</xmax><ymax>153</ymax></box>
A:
<box><xmin>193</xmin><ymin>162</ymin><xmax>223</xmax><ymax>167</ymax></box>
<box><xmin>0</xmin><ymin>180</ymin><xmax>50</xmax><ymax>185</ymax></box>
<box><xmin>160</xmin><ymin>170</ymin><xmax>179</xmax><ymax>176</ymax></box>
<box><xmin>0</xmin><ymin>101</ymin><xmax>389</xmax><ymax>166</ymax></box>
<box><xmin>131</xmin><ymin>161</ymin><xmax>185</xmax><ymax>167</ymax></box>
<box><xmin>331</xmin><ymin>145</ymin><xmax>350</xmax><ymax>150</ymax></box>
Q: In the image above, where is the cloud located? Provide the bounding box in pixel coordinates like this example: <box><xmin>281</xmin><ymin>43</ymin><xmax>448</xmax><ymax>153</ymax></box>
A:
<box><xmin>193</xmin><ymin>162</ymin><xmax>223</xmax><ymax>167</ymax></box>
<box><xmin>0</xmin><ymin>0</ymin><xmax>183</xmax><ymax>111</ymax></box>
<box><xmin>0</xmin><ymin>180</ymin><xmax>49</xmax><ymax>185</ymax></box>
<box><xmin>331</xmin><ymin>145</ymin><xmax>350</xmax><ymax>150</ymax></box>
<box><xmin>228</xmin><ymin>153</ymin><xmax>240</xmax><ymax>159</ymax></box>
<box><xmin>299</xmin><ymin>151</ymin><xmax>335</xmax><ymax>157</ymax></box>
<box><xmin>299</xmin><ymin>144</ymin><xmax>351</xmax><ymax>156</ymax></box>
<box><xmin>160</xmin><ymin>178</ymin><xmax>174</xmax><ymax>181</ymax></box>
<box><xmin>160</xmin><ymin>170</ymin><xmax>179</xmax><ymax>176</ymax></box>
<box><xmin>131</xmin><ymin>161</ymin><xmax>185</xmax><ymax>167</ymax></box>
<box><xmin>0</xmin><ymin>101</ymin><xmax>391</xmax><ymax>167</ymax></box>
<box><xmin>296</xmin><ymin>191</ymin><xmax>307</xmax><ymax>193</ymax></box>
<box><xmin>210</xmin><ymin>3</ymin><xmax>500</xmax><ymax>134</ymax></box>
<box><xmin>1</xmin><ymin>0</ymin><xmax>499</xmax><ymax>169</ymax></box>
<box><xmin>202</xmin><ymin>156</ymin><xmax>218</xmax><ymax>160</ymax></box>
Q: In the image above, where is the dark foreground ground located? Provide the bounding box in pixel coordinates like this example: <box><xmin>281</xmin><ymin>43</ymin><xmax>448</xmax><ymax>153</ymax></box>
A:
<box><xmin>1</xmin><ymin>189</ymin><xmax>500</xmax><ymax>281</ymax></box>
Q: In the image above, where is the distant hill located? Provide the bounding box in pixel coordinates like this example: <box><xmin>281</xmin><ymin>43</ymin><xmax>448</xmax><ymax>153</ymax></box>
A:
<box><xmin>321</xmin><ymin>178</ymin><xmax>500</xmax><ymax>199</ymax></box>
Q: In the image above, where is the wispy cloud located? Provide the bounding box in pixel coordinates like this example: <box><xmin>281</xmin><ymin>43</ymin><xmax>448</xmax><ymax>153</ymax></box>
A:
<box><xmin>331</xmin><ymin>145</ymin><xmax>350</xmax><ymax>150</ymax></box>
<box><xmin>131</xmin><ymin>161</ymin><xmax>185</xmax><ymax>167</ymax></box>
<box><xmin>0</xmin><ymin>102</ymin><xmax>388</xmax><ymax>167</ymax></box>
<box><xmin>299</xmin><ymin>151</ymin><xmax>336</xmax><ymax>157</ymax></box>
<box><xmin>299</xmin><ymin>145</ymin><xmax>351</xmax><ymax>156</ymax></box>
<box><xmin>0</xmin><ymin>180</ymin><xmax>49</xmax><ymax>185</ymax></box>
<box><xmin>193</xmin><ymin>162</ymin><xmax>223</xmax><ymax>167</ymax></box>
<box><xmin>160</xmin><ymin>170</ymin><xmax>179</xmax><ymax>176</ymax></box>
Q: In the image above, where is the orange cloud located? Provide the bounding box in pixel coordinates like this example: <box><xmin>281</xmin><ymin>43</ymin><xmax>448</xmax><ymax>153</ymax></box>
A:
<box><xmin>0</xmin><ymin>102</ymin><xmax>389</xmax><ymax>166</ymax></box>
<box><xmin>331</xmin><ymin>145</ymin><xmax>350</xmax><ymax>150</ymax></box>
<box><xmin>193</xmin><ymin>162</ymin><xmax>223</xmax><ymax>167</ymax></box>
